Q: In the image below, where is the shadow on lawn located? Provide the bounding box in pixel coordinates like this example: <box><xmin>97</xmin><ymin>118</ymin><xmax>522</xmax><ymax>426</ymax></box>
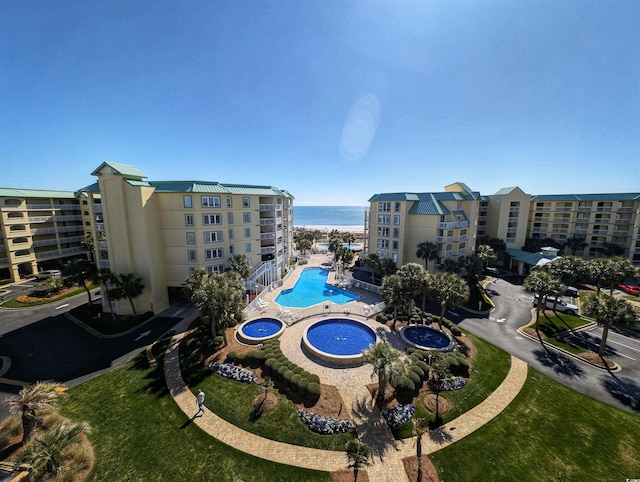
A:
<box><xmin>533</xmin><ymin>347</ymin><xmax>586</xmax><ymax>379</ymax></box>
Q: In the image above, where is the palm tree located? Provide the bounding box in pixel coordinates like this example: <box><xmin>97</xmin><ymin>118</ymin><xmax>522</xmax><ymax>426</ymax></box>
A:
<box><xmin>416</xmin><ymin>241</ymin><xmax>439</xmax><ymax>272</ymax></box>
<box><xmin>184</xmin><ymin>269</ymin><xmax>245</xmax><ymax>338</ymax></box>
<box><xmin>15</xmin><ymin>420</ymin><xmax>90</xmax><ymax>478</ymax></box>
<box><xmin>428</xmin><ymin>273</ymin><xmax>469</xmax><ymax>330</ymax></box>
<box><xmin>336</xmin><ymin>246</ymin><xmax>356</xmax><ymax>272</ymax></box>
<box><xmin>398</xmin><ymin>263</ymin><xmax>430</xmax><ymax>315</ymax></box>
<box><xmin>345</xmin><ymin>440</ymin><xmax>371</xmax><ymax>482</ymax></box>
<box><xmin>600</xmin><ymin>242</ymin><xmax>625</xmax><ymax>257</ymax></box>
<box><xmin>364</xmin><ymin>254</ymin><xmax>381</xmax><ymax>285</ymax></box>
<box><xmin>412</xmin><ymin>417</ymin><xmax>429</xmax><ymax>482</ymax></box>
<box><xmin>296</xmin><ymin>236</ymin><xmax>312</xmax><ymax>254</ymax></box>
<box><xmin>4</xmin><ymin>381</ymin><xmax>67</xmax><ymax>444</ymax></box>
<box><xmin>565</xmin><ymin>236</ymin><xmax>588</xmax><ymax>256</ymax></box>
<box><xmin>476</xmin><ymin>244</ymin><xmax>498</xmax><ymax>270</ymax></box>
<box><xmin>586</xmin><ymin>258</ymin><xmax>608</xmax><ymax>296</ymax></box>
<box><xmin>62</xmin><ymin>259</ymin><xmax>97</xmax><ymax>304</ymax></box>
<box><xmin>229</xmin><ymin>254</ymin><xmax>252</xmax><ymax>280</ymax></box>
<box><xmin>522</xmin><ymin>269</ymin><xmax>563</xmax><ymax>332</ymax></box>
<box><xmin>582</xmin><ymin>294</ymin><xmax>636</xmax><ymax>357</ymax></box>
<box><xmin>442</xmin><ymin>258</ymin><xmax>458</xmax><ymax>273</ymax></box>
<box><xmin>546</xmin><ymin>256</ymin><xmax>586</xmax><ymax>289</ymax></box>
<box><xmin>110</xmin><ymin>273</ymin><xmax>145</xmax><ymax>316</ymax></box>
<box><xmin>381</xmin><ymin>274</ymin><xmax>411</xmax><ymax>330</ymax></box>
<box><xmin>343</xmin><ymin>232</ymin><xmax>356</xmax><ymax>249</ymax></box>
<box><xmin>457</xmin><ymin>255</ymin><xmax>483</xmax><ymax>288</ymax></box>
<box><xmin>602</xmin><ymin>257</ymin><xmax>636</xmax><ymax>296</ymax></box>
<box><xmin>362</xmin><ymin>342</ymin><xmax>407</xmax><ymax>406</ymax></box>
<box><xmin>97</xmin><ymin>269</ymin><xmax>117</xmax><ymax>322</ymax></box>
<box><xmin>429</xmin><ymin>357</ymin><xmax>452</xmax><ymax>425</ymax></box>
<box><xmin>80</xmin><ymin>232</ymin><xmax>95</xmax><ymax>262</ymax></box>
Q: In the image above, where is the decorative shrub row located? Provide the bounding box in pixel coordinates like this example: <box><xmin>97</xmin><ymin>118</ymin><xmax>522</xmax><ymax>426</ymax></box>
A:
<box><xmin>209</xmin><ymin>361</ymin><xmax>258</xmax><ymax>384</ymax></box>
<box><xmin>297</xmin><ymin>409</ymin><xmax>355</xmax><ymax>435</ymax></box>
<box><xmin>228</xmin><ymin>340</ymin><xmax>322</xmax><ymax>400</ymax></box>
<box><xmin>382</xmin><ymin>404</ymin><xmax>415</xmax><ymax>428</ymax></box>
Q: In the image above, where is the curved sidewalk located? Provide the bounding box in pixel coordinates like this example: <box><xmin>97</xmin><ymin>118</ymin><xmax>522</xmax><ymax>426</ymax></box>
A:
<box><xmin>164</xmin><ymin>326</ymin><xmax>528</xmax><ymax>481</ymax></box>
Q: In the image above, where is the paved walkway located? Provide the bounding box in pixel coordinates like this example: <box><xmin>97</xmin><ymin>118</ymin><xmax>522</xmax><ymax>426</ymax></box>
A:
<box><xmin>164</xmin><ymin>310</ymin><xmax>529</xmax><ymax>481</ymax></box>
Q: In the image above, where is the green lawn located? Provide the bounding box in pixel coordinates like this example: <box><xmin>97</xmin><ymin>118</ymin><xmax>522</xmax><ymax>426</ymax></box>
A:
<box><xmin>394</xmin><ymin>332</ymin><xmax>512</xmax><ymax>437</ymax></box>
<box><xmin>535</xmin><ymin>313</ymin><xmax>592</xmax><ymax>355</ymax></box>
<box><xmin>0</xmin><ymin>284</ymin><xmax>96</xmax><ymax>308</ymax></box>
<box><xmin>179</xmin><ymin>331</ymin><xmax>355</xmax><ymax>450</ymax></box>
<box><xmin>59</xmin><ymin>339</ymin><xmax>330</xmax><ymax>482</ymax></box>
<box><xmin>431</xmin><ymin>368</ymin><xmax>640</xmax><ymax>481</ymax></box>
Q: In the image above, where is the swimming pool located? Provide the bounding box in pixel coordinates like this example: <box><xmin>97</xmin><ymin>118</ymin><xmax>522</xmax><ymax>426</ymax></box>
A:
<box><xmin>303</xmin><ymin>318</ymin><xmax>376</xmax><ymax>365</ymax></box>
<box><xmin>236</xmin><ymin>318</ymin><xmax>286</xmax><ymax>345</ymax></box>
<box><xmin>399</xmin><ymin>325</ymin><xmax>455</xmax><ymax>352</ymax></box>
<box><xmin>275</xmin><ymin>267</ymin><xmax>359</xmax><ymax>308</ymax></box>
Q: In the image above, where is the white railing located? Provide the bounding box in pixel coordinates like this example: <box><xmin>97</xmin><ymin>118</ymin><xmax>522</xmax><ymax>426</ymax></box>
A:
<box><xmin>596</xmin><ymin>207</ymin><xmax>612</xmax><ymax>212</ymax></box>
<box><xmin>96</xmin><ymin>223</ymin><xmax>105</xmax><ymax>232</ymax></box>
<box><xmin>260</xmin><ymin>232</ymin><xmax>275</xmax><ymax>240</ymax></box>
<box><xmin>26</xmin><ymin>204</ymin><xmax>53</xmax><ymax>210</ymax></box>
<box><xmin>260</xmin><ymin>218</ymin><xmax>275</xmax><ymax>226</ymax></box>
<box><xmin>93</xmin><ymin>204</ymin><xmax>103</xmax><ymax>213</ymax></box>
<box><xmin>457</xmin><ymin>248</ymin><xmax>466</xmax><ymax>256</ymax></box>
<box><xmin>259</xmin><ymin>203</ymin><xmax>283</xmax><ymax>211</ymax></box>
<box><xmin>261</xmin><ymin>246</ymin><xmax>275</xmax><ymax>255</ymax></box>
<box><xmin>100</xmin><ymin>260</ymin><xmax>110</xmax><ymax>269</ymax></box>
<box><xmin>98</xmin><ymin>241</ymin><xmax>108</xmax><ymax>251</ymax></box>
<box><xmin>458</xmin><ymin>221</ymin><xmax>470</xmax><ymax>228</ymax></box>
<box><xmin>438</xmin><ymin>222</ymin><xmax>456</xmax><ymax>230</ymax></box>
<box><xmin>35</xmin><ymin>246</ymin><xmax>84</xmax><ymax>259</ymax></box>
<box><xmin>506</xmin><ymin>238</ymin><xmax>517</xmax><ymax>243</ymax></box>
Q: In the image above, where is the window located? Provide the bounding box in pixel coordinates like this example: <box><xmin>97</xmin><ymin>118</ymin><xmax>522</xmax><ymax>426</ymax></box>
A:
<box><xmin>379</xmin><ymin>202</ymin><xmax>390</xmax><ymax>212</ymax></box>
<box><xmin>207</xmin><ymin>264</ymin><xmax>225</xmax><ymax>274</ymax></box>
<box><xmin>377</xmin><ymin>239</ymin><xmax>389</xmax><ymax>249</ymax></box>
<box><xmin>392</xmin><ymin>241</ymin><xmax>399</xmax><ymax>250</ymax></box>
<box><xmin>392</xmin><ymin>253</ymin><xmax>398</xmax><ymax>263</ymax></box>
<box><xmin>393</xmin><ymin>215</ymin><xmax>400</xmax><ymax>225</ymax></box>
<box><xmin>188</xmin><ymin>267</ymin><xmax>197</xmax><ymax>278</ymax></box>
<box><xmin>185</xmin><ymin>214</ymin><xmax>194</xmax><ymax>226</ymax></box>
<box><xmin>186</xmin><ymin>232</ymin><xmax>196</xmax><ymax>245</ymax></box>
<box><xmin>377</xmin><ymin>227</ymin><xmax>390</xmax><ymax>237</ymax></box>
<box><xmin>393</xmin><ymin>228</ymin><xmax>399</xmax><ymax>238</ymax></box>
<box><xmin>243</xmin><ymin>212</ymin><xmax>251</xmax><ymax>223</ymax></box>
<box><xmin>82</xmin><ymin>200</ymin><xmax>88</xmax><ymax>205</ymax></box>
<box><xmin>394</xmin><ymin>202</ymin><xmax>400</xmax><ymax>212</ymax></box>
<box><xmin>227</xmin><ymin>213</ymin><xmax>233</xmax><ymax>224</ymax></box>
<box><xmin>245</xmin><ymin>243</ymin><xmax>252</xmax><ymax>253</ymax></box>
<box><xmin>205</xmin><ymin>248</ymin><xmax>224</xmax><ymax>260</ymax></box>
<box><xmin>183</xmin><ymin>195</ymin><xmax>192</xmax><ymax>208</ymax></box>
<box><xmin>243</xmin><ymin>197</ymin><xmax>250</xmax><ymax>208</ymax></box>
<box><xmin>244</xmin><ymin>228</ymin><xmax>251</xmax><ymax>238</ymax></box>
<box><xmin>7</xmin><ymin>212</ymin><xmax>23</xmax><ymax>218</ymax></box>
<box><xmin>376</xmin><ymin>250</ymin><xmax>388</xmax><ymax>258</ymax></box>
<box><xmin>187</xmin><ymin>250</ymin><xmax>197</xmax><ymax>262</ymax></box>
<box><xmin>229</xmin><ymin>245</ymin><xmax>234</xmax><ymax>255</ymax></box>
<box><xmin>377</xmin><ymin>214</ymin><xmax>390</xmax><ymax>225</ymax></box>
<box><xmin>226</xmin><ymin>197</ymin><xmax>232</xmax><ymax>208</ymax></box>
<box><xmin>203</xmin><ymin>213</ymin><xmax>222</xmax><ymax>225</ymax></box>
<box><xmin>228</xmin><ymin>229</ymin><xmax>234</xmax><ymax>240</ymax></box>
<box><xmin>201</xmin><ymin>196</ymin><xmax>221</xmax><ymax>208</ymax></box>
<box><xmin>204</xmin><ymin>231</ymin><xmax>223</xmax><ymax>243</ymax></box>
<box><xmin>83</xmin><ymin>211</ymin><xmax>89</xmax><ymax>216</ymax></box>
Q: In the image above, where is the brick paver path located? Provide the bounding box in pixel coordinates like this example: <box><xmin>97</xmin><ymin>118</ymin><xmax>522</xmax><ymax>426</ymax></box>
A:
<box><xmin>164</xmin><ymin>313</ymin><xmax>528</xmax><ymax>481</ymax></box>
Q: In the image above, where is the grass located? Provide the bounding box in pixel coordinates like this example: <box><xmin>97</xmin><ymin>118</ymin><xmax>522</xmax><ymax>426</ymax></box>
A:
<box><xmin>533</xmin><ymin>313</ymin><xmax>593</xmax><ymax>355</ymax></box>
<box><xmin>179</xmin><ymin>331</ymin><xmax>355</xmax><ymax>450</ymax></box>
<box><xmin>393</xmin><ymin>331</ymin><xmax>512</xmax><ymax>438</ymax></box>
<box><xmin>59</xmin><ymin>338</ymin><xmax>330</xmax><ymax>482</ymax></box>
<box><xmin>0</xmin><ymin>284</ymin><xmax>97</xmax><ymax>308</ymax></box>
<box><xmin>430</xmin><ymin>368</ymin><xmax>640</xmax><ymax>481</ymax></box>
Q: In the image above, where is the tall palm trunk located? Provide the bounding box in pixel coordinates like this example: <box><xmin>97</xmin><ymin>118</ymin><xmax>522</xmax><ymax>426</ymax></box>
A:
<box><xmin>417</xmin><ymin>433</ymin><xmax>423</xmax><ymax>482</ymax></box>
<box><xmin>599</xmin><ymin>325</ymin><xmax>610</xmax><ymax>357</ymax></box>
<box><xmin>21</xmin><ymin>408</ymin><xmax>38</xmax><ymax>444</ymax></box>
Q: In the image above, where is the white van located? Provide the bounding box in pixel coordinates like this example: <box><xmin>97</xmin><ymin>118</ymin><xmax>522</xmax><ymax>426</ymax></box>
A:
<box><xmin>36</xmin><ymin>269</ymin><xmax>62</xmax><ymax>280</ymax></box>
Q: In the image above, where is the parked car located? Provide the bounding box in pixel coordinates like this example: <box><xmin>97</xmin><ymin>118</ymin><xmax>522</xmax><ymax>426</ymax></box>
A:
<box><xmin>532</xmin><ymin>295</ymin><xmax>579</xmax><ymax>315</ymax></box>
<box><xmin>618</xmin><ymin>284</ymin><xmax>640</xmax><ymax>296</ymax></box>
<box><xmin>36</xmin><ymin>269</ymin><xmax>62</xmax><ymax>279</ymax></box>
<box><xmin>564</xmin><ymin>286</ymin><xmax>579</xmax><ymax>298</ymax></box>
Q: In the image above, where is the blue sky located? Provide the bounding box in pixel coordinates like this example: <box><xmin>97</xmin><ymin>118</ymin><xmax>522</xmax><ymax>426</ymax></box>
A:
<box><xmin>1</xmin><ymin>1</ymin><xmax>639</xmax><ymax>205</ymax></box>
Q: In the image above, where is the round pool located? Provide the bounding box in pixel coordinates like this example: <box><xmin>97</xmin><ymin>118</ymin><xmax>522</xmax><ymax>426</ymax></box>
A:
<box><xmin>399</xmin><ymin>325</ymin><xmax>455</xmax><ymax>352</ymax></box>
<box><xmin>236</xmin><ymin>318</ymin><xmax>286</xmax><ymax>345</ymax></box>
<box><xmin>303</xmin><ymin>318</ymin><xmax>376</xmax><ymax>365</ymax></box>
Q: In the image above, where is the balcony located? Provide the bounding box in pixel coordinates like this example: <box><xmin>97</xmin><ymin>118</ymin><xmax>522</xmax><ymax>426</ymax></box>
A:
<box><xmin>533</xmin><ymin>217</ymin><xmax>550</xmax><ymax>222</ymax></box>
<box><xmin>438</xmin><ymin>222</ymin><xmax>456</xmax><ymax>230</ymax></box>
<box><xmin>459</xmin><ymin>234</ymin><xmax>468</xmax><ymax>242</ymax></box>
<box><xmin>615</xmin><ymin>219</ymin><xmax>631</xmax><ymax>225</ymax></box>
<box><xmin>574</xmin><ymin>228</ymin><xmax>588</xmax><ymax>234</ymax></box>
<box><xmin>26</xmin><ymin>204</ymin><xmax>53</xmax><ymax>210</ymax></box>
<box><xmin>259</xmin><ymin>218</ymin><xmax>275</xmax><ymax>226</ymax></box>
<box><xmin>596</xmin><ymin>206</ymin><xmax>612</xmax><ymax>212</ymax></box>
<box><xmin>551</xmin><ymin>228</ymin><xmax>568</xmax><ymax>234</ymax></box>
<box><xmin>507</xmin><ymin>227</ymin><xmax>518</xmax><ymax>233</ymax></box>
<box><xmin>592</xmin><ymin>229</ymin><xmax>608</xmax><ymax>235</ymax></box>
<box><xmin>457</xmin><ymin>248</ymin><xmax>466</xmax><ymax>256</ymax></box>
<box><xmin>260</xmin><ymin>232</ymin><xmax>276</xmax><ymax>240</ymax></box>
<box><xmin>33</xmin><ymin>238</ymin><xmax>58</xmax><ymax>247</ymax></box>
<box><xmin>555</xmin><ymin>207</ymin><xmax>572</xmax><ymax>212</ymax></box>
<box><xmin>96</xmin><ymin>223</ymin><xmax>105</xmax><ymax>232</ymax></box>
<box><xmin>444</xmin><ymin>250</ymin><xmax>453</xmax><ymax>258</ymax></box>
<box><xmin>506</xmin><ymin>238</ymin><xmax>517</xmax><ymax>244</ymax></box>
<box><xmin>618</xmin><ymin>206</ymin><xmax>634</xmax><ymax>212</ymax></box>
<box><xmin>578</xmin><ymin>206</ymin><xmax>591</xmax><ymax>211</ymax></box>
<box><xmin>93</xmin><ymin>204</ymin><xmax>103</xmax><ymax>213</ymax></box>
<box><xmin>260</xmin><ymin>246</ymin><xmax>276</xmax><ymax>255</ymax></box>
<box><xmin>535</xmin><ymin>206</ymin><xmax>551</xmax><ymax>212</ymax></box>
<box><xmin>531</xmin><ymin>227</ymin><xmax>546</xmax><ymax>233</ymax></box>
<box><xmin>34</xmin><ymin>246</ymin><xmax>84</xmax><ymax>259</ymax></box>
<box><xmin>509</xmin><ymin>205</ymin><xmax>520</xmax><ymax>211</ymax></box>
<box><xmin>100</xmin><ymin>260</ymin><xmax>110</xmax><ymax>269</ymax></box>
<box><xmin>552</xmin><ymin>218</ymin><xmax>570</xmax><ymax>224</ymax></box>
<box><xmin>508</xmin><ymin>217</ymin><xmax>519</xmax><ymax>222</ymax></box>
<box><xmin>98</xmin><ymin>241</ymin><xmax>108</xmax><ymax>251</ymax></box>
<box><xmin>613</xmin><ymin>230</ymin><xmax>630</xmax><ymax>237</ymax></box>
<box><xmin>259</xmin><ymin>203</ymin><xmax>283</xmax><ymax>211</ymax></box>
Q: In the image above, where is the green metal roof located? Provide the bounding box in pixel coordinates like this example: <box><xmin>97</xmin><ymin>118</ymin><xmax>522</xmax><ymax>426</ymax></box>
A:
<box><xmin>408</xmin><ymin>193</ymin><xmax>450</xmax><ymax>215</ymax></box>
<box><xmin>145</xmin><ymin>181</ymin><xmax>293</xmax><ymax>197</ymax></box>
<box><xmin>494</xmin><ymin>187</ymin><xmax>519</xmax><ymax>195</ymax></box>
<box><xmin>368</xmin><ymin>193</ymin><xmax>420</xmax><ymax>202</ymax></box>
<box><xmin>0</xmin><ymin>188</ymin><xmax>76</xmax><ymax>198</ymax></box>
<box><xmin>531</xmin><ymin>193</ymin><xmax>640</xmax><ymax>202</ymax></box>
<box><xmin>91</xmin><ymin>162</ymin><xmax>148</xmax><ymax>179</ymax></box>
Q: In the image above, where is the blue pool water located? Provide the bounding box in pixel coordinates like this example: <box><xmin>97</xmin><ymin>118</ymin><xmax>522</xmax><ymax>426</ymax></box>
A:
<box><xmin>276</xmin><ymin>267</ymin><xmax>359</xmax><ymax>308</ymax></box>
<box><xmin>403</xmin><ymin>326</ymin><xmax>453</xmax><ymax>350</ymax></box>
<box><xmin>306</xmin><ymin>318</ymin><xmax>376</xmax><ymax>356</ymax></box>
<box><xmin>240</xmin><ymin>318</ymin><xmax>283</xmax><ymax>338</ymax></box>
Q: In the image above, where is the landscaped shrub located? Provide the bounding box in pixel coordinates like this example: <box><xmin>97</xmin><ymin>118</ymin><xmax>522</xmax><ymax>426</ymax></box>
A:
<box><xmin>213</xmin><ymin>335</ymin><xmax>224</xmax><ymax>347</ymax></box>
<box><xmin>451</xmin><ymin>327</ymin><xmax>462</xmax><ymax>336</ymax></box>
<box><xmin>376</xmin><ymin>313</ymin><xmax>388</xmax><ymax>323</ymax></box>
<box><xmin>306</xmin><ymin>382</ymin><xmax>321</xmax><ymax>400</ymax></box>
<box><xmin>277</xmin><ymin>364</ymin><xmax>289</xmax><ymax>378</ymax></box>
<box><xmin>297</xmin><ymin>378</ymin><xmax>309</xmax><ymax>397</ymax></box>
<box><xmin>283</xmin><ymin>370</ymin><xmax>295</xmax><ymax>388</ymax></box>
<box><xmin>297</xmin><ymin>410</ymin><xmax>355</xmax><ymax>435</ymax></box>
<box><xmin>382</xmin><ymin>404</ymin><xmax>415</xmax><ymax>428</ymax></box>
<box><xmin>406</xmin><ymin>369</ymin><xmax>421</xmax><ymax>386</ymax></box>
<box><xmin>308</xmin><ymin>373</ymin><xmax>320</xmax><ymax>384</ymax></box>
<box><xmin>409</xmin><ymin>364</ymin><xmax>425</xmax><ymax>382</ymax></box>
<box><xmin>226</xmin><ymin>351</ymin><xmax>238</xmax><ymax>363</ymax></box>
<box><xmin>209</xmin><ymin>361</ymin><xmax>258</xmax><ymax>384</ymax></box>
<box><xmin>395</xmin><ymin>376</ymin><xmax>415</xmax><ymax>397</ymax></box>
<box><xmin>291</xmin><ymin>373</ymin><xmax>301</xmax><ymax>390</ymax></box>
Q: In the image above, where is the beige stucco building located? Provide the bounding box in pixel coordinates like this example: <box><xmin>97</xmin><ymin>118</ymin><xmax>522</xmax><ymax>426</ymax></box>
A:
<box><xmin>367</xmin><ymin>185</ymin><xmax>640</xmax><ymax>270</ymax></box>
<box><xmin>1</xmin><ymin>162</ymin><xmax>294</xmax><ymax>315</ymax></box>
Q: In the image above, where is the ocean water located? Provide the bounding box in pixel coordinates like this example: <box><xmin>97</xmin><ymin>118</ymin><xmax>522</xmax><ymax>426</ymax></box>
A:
<box><xmin>294</xmin><ymin>206</ymin><xmax>367</xmax><ymax>227</ymax></box>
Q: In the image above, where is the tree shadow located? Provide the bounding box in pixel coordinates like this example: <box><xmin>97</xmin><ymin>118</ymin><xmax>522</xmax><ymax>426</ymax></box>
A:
<box><xmin>350</xmin><ymin>393</ymin><xmax>399</xmax><ymax>463</ymax></box>
<box><xmin>532</xmin><ymin>348</ymin><xmax>586</xmax><ymax>379</ymax></box>
<box><xmin>602</xmin><ymin>374</ymin><xmax>640</xmax><ymax>412</ymax></box>
<box><xmin>428</xmin><ymin>426</ymin><xmax>454</xmax><ymax>445</ymax></box>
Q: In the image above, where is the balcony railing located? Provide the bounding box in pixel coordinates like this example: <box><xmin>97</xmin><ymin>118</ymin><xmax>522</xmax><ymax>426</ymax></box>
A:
<box><xmin>555</xmin><ymin>207</ymin><xmax>572</xmax><ymax>212</ymax></box>
<box><xmin>574</xmin><ymin>228</ymin><xmax>588</xmax><ymax>234</ymax></box>
<box><xmin>613</xmin><ymin>230</ymin><xmax>630</xmax><ymax>237</ymax></box>
<box><xmin>259</xmin><ymin>203</ymin><xmax>283</xmax><ymax>211</ymax></box>
<box><xmin>260</xmin><ymin>232</ymin><xmax>276</xmax><ymax>240</ymax></box>
<box><xmin>98</xmin><ymin>241</ymin><xmax>108</xmax><ymax>251</ymax></box>
<box><xmin>457</xmin><ymin>248</ymin><xmax>466</xmax><ymax>256</ymax></box>
<box><xmin>34</xmin><ymin>246</ymin><xmax>84</xmax><ymax>259</ymax></box>
<box><xmin>596</xmin><ymin>207</ymin><xmax>612</xmax><ymax>212</ymax></box>
<box><xmin>592</xmin><ymin>229</ymin><xmax>608</xmax><ymax>235</ymax></box>
<box><xmin>578</xmin><ymin>206</ymin><xmax>591</xmax><ymax>211</ymax></box>
<box><xmin>30</xmin><ymin>225</ymin><xmax>84</xmax><ymax>235</ymax></box>
<box><xmin>533</xmin><ymin>217</ymin><xmax>550</xmax><ymax>222</ymax></box>
<box><xmin>459</xmin><ymin>234</ymin><xmax>468</xmax><ymax>242</ymax></box>
<box><xmin>506</xmin><ymin>238</ymin><xmax>517</xmax><ymax>243</ymax></box>
<box><xmin>100</xmin><ymin>260</ymin><xmax>110</xmax><ymax>269</ymax></box>
<box><xmin>551</xmin><ymin>228</ymin><xmax>568</xmax><ymax>234</ymax></box>
<box><xmin>508</xmin><ymin>217</ymin><xmax>519</xmax><ymax>222</ymax></box>
<box><xmin>438</xmin><ymin>222</ymin><xmax>456</xmax><ymax>230</ymax></box>
<box><xmin>507</xmin><ymin>227</ymin><xmax>518</xmax><ymax>233</ymax></box>
<box><xmin>93</xmin><ymin>204</ymin><xmax>103</xmax><ymax>213</ymax></box>
<box><xmin>618</xmin><ymin>206</ymin><xmax>634</xmax><ymax>212</ymax></box>
<box><xmin>28</xmin><ymin>215</ymin><xmax>83</xmax><ymax>223</ymax></box>
<box><xmin>96</xmin><ymin>223</ymin><xmax>105</xmax><ymax>232</ymax></box>
<box><xmin>615</xmin><ymin>219</ymin><xmax>631</xmax><ymax>225</ymax></box>
<box><xmin>445</xmin><ymin>250</ymin><xmax>453</xmax><ymax>258</ymax></box>
<box><xmin>259</xmin><ymin>218</ymin><xmax>275</xmax><ymax>226</ymax></box>
<box><xmin>535</xmin><ymin>207</ymin><xmax>551</xmax><ymax>212</ymax></box>
<box><xmin>261</xmin><ymin>246</ymin><xmax>276</xmax><ymax>255</ymax></box>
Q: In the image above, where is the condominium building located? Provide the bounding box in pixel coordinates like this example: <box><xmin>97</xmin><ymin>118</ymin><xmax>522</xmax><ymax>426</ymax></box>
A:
<box><xmin>0</xmin><ymin>189</ymin><xmax>85</xmax><ymax>282</ymax></box>
<box><xmin>1</xmin><ymin>162</ymin><xmax>295</xmax><ymax>315</ymax></box>
<box><xmin>366</xmin><ymin>183</ymin><xmax>482</xmax><ymax>266</ymax></box>
<box><xmin>366</xmin><ymin>185</ymin><xmax>640</xmax><ymax>269</ymax></box>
